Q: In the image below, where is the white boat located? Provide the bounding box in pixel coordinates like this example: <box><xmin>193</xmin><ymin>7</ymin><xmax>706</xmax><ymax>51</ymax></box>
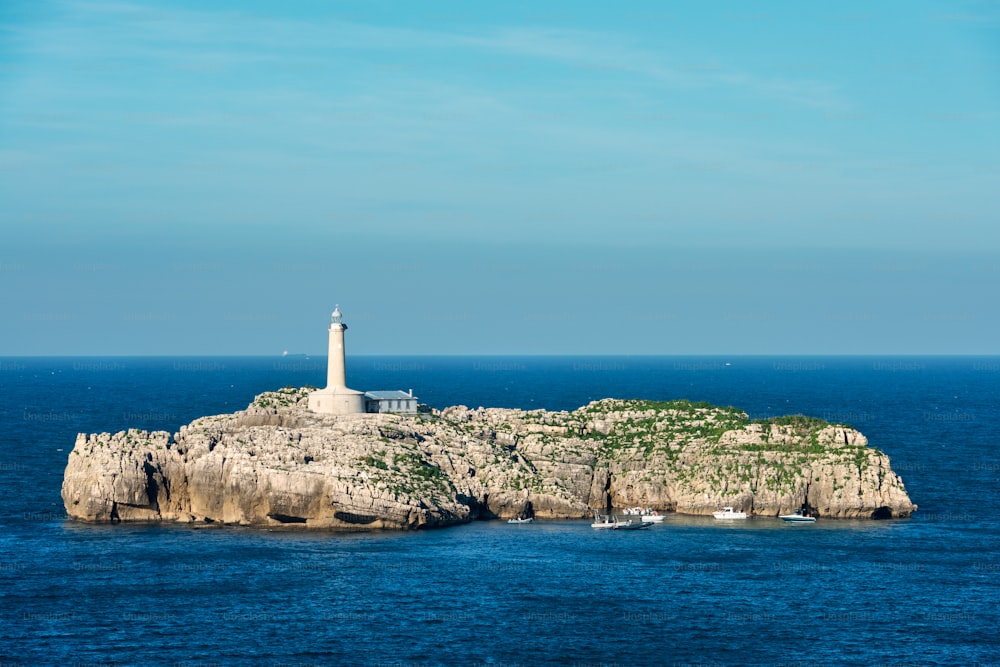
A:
<box><xmin>507</xmin><ymin>517</ymin><xmax>533</xmax><ymax>524</ymax></box>
<box><xmin>591</xmin><ymin>511</ymin><xmax>651</xmax><ymax>530</ymax></box>
<box><xmin>779</xmin><ymin>509</ymin><xmax>817</xmax><ymax>523</ymax></box>
<box><xmin>712</xmin><ymin>506</ymin><xmax>748</xmax><ymax>520</ymax></box>
<box><xmin>624</xmin><ymin>507</ymin><xmax>664</xmax><ymax>522</ymax></box>
<box><xmin>591</xmin><ymin>511</ymin><xmax>619</xmax><ymax>529</ymax></box>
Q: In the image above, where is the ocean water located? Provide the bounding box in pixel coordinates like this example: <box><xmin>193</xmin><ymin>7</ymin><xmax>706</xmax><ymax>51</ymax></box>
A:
<box><xmin>1</xmin><ymin>356</ymin><xmax>998</xmax><ymax>666</ymax></box>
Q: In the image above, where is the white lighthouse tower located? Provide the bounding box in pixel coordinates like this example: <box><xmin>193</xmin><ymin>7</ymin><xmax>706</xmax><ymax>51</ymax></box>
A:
<box><xmin>307</xmin><ymin>305</ymin><xmax>365</xmax><ymax>415</ymax></box>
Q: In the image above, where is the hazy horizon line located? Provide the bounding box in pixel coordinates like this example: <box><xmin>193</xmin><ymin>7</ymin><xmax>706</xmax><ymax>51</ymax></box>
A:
<box><xmin>3</xmin><ymin>353</ymin><xmax>998</xmax><ymax>359</ymax></box>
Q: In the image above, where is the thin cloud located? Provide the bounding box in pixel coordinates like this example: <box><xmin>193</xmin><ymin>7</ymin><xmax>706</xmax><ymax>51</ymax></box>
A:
<box><xmin>462</xmin><ymin>26</ymin><xmax>849</xmax><ymax>111</ymax></box>
<box><xmin>33</xmin><ymin>1</ymin><xmax>849</xmax><ymax>112</ymax></box>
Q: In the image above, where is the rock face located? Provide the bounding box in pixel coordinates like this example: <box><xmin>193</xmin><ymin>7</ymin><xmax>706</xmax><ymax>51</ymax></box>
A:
<box><xmin>62</xmin><ymin>389</ymin><xmax>917</xmax><ymax>529</ymax></box>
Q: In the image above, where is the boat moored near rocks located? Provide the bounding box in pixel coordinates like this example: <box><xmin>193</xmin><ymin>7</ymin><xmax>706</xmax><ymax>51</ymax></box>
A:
<box><xmin>624</xmin><ymin>507</ymin><xmax>665</xmax><ymax>523</ymax></box>
<box><xmin>712</xmin><ymin>506</ymin><xmax>748</xmax><ymax>520</ymax></box>
<box><xmin>779</xmin><ymin>508</ymin><xmax>817</xmax><ymax>523</ymax></box>
<box><xmin>591</xmin><ymin>511</ymin><xmax>649</xmax><ymax>530</ymax></box>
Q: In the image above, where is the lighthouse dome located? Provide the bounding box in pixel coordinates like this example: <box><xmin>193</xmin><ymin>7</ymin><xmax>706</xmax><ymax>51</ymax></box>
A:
<box><xmin>331</xmin><ymin>305</ymin><xmax>343</xmax><ymax>324</ymax></box>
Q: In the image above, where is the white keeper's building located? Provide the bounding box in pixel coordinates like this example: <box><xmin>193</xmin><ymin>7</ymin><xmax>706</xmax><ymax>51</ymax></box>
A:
<box><xmin>364</xmin><ymin>390</ymin><xmax>418</xmax><ymax>415</ymax></box>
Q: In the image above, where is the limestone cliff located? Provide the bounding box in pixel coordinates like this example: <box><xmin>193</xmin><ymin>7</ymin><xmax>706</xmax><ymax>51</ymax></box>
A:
<box><xmin>62</xmin><ymin>388</ymin><xmax>916</xmax><ymax>529</ymax></box>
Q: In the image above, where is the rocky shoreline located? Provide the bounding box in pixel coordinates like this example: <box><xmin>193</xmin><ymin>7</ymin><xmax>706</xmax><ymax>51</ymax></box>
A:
<box><xmin>62</xmin><ymin>387</ymin><xmax>917</xmax><ymax>530</ymax></box>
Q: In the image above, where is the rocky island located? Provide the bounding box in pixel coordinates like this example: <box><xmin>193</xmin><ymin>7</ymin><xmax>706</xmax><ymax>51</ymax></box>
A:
<box><xmin>62</xmin><ymin>387</ymin><xmax>916</xmax><ymax>529</ymax></box>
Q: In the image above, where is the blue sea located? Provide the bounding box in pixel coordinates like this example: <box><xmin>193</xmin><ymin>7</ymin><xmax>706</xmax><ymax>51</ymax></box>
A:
<box><xmin>1</xmin><ymin>356</ymin><xmax>999</xmax><ymax>666</ymax></box>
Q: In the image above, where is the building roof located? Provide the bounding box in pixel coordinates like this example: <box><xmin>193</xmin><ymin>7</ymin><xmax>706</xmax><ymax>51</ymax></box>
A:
<box><xmin>364</xmin><ymin>390</ymin><xmax>416</xmax><ymax>400</ymax></box>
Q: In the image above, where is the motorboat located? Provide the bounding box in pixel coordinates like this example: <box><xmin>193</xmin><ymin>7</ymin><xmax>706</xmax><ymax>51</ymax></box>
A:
<box><xmin>591</xmin><ymin>511</ymin><xmax>651</xmax><ymax>530</ymax></box>
<box><xmin>624</xmin><ymin>507</ymin><xmax>665</xmax><ymax>523</ymax></box>
<box><xmin>614</xmin><ymin>519</ymin><xmax>651</xmax><ymax>531</ymax></box>
<box><xmin>712</xmin><ymin>506</ymin><xmax>748</xmax><ymax>520</ymax></box>
<box><xmin>507</xmin><ymin>517</ymin><xmax>533</xmax><ymax>524</ymax></box>
<box><xmin>779</xmin><ymin>509</ymin><xmax>817</xmax><ymax>523</ymax></box>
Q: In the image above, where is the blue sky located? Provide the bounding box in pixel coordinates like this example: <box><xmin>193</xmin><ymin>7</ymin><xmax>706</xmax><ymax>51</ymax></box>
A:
<box><xmin>1</xmin><ymin>0</ymin><xmax>998</xmax><ymax>355</ymax></box>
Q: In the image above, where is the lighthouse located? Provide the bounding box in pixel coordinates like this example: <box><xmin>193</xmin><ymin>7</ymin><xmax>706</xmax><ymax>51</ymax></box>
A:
<box><xmin>307</xmin><ymin>305</ymin><xmax>365</xmax><ymax>415</ymax></box>
<box><xmin>326</xmin><ymin>305</ymin><xmax>348</xmax><ymax>389</ymax></box>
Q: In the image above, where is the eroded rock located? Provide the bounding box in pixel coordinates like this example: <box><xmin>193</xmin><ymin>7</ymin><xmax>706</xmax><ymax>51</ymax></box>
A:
<box><xmin>62</xmin><ymin>390</ymin><xmax>917</xmax><ymax>529</ymax></box>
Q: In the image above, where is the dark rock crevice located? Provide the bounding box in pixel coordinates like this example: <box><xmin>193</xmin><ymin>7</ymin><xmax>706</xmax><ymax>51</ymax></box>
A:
<box><xmin>142</xmin><ymin>461</ymin><xmax>161</xmax><ymax>513</ymax></box>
